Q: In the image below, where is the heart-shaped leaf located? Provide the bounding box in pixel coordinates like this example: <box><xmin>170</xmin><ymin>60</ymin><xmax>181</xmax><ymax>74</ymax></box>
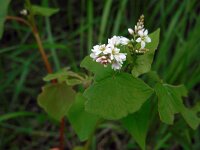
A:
<box><xmin>84</xmin><ymin>73</ymin><xmax>153</xmax><ymax>120</ymax></box>
<box><xmin>37</xmin><ymin>83</ymin><xmax>76</xmax><ymax>121</ymax></box>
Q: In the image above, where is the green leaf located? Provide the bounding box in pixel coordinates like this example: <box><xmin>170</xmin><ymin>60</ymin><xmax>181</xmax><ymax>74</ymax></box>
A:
<box><xmin>167</xmin><ymin>85</ymin><xmax>200</xmax><ymax>129</ymax></box>
<box><xmin>67</xmin><ymin>93</ymin><xmax>99</xmax><ymax>141</ymax></box>
<box><xmin>43</xmin><ymin>69</ymin><xmax>84</xmax><ymax>85</ymax></box>
<box><xmin>31</xmin><ymin>5</ymin><xmax>59</xmax><ymax>17</ymax></box>
<box><xmin>37</xmin><ymin>83</ymin><xmax>76</xmax><ymax>121</ymax></box>
<box><xmin>84</xmin><ymin>73</ymin><xmax>153</xmax><ymax>120</ymax></box>
<box><xmin>154</xmin><ymin>83</ymin><xmax>178</xmax><ymax>124</ymax></box>
<box><xmin>43</xmin><ymin>69</ymin><xmax>68</xmax><ymax>82</ymax></box>
<box><xmin>0</xmin><ymin>0</ymin><xmax>11</xmax><ymax>39</ymax></box>
<box><xmin>132</xmin><ymin>29</ymin><xmax>160</xmax><ymax>77</ymax></box>
<box><xmin>144</xmin><ymin>71</ymin><xmax>161</xmax><ymax>87</ymax></box>
<box><xmin>80</xmin><ymin>56</ymin><xmax>114</xmax><ymax>81</ymax></box>
<box><xmin>121</xmin><ymin>100</ymin><xmax>151</xmax><ymax>150</ymax></box>
<box><xmin>155</xmin><ymin>83</ymin><xmax>200</xmax><ymax>129</ymax></box>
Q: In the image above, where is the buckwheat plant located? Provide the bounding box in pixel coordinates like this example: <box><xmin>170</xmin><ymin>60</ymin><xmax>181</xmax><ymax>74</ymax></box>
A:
<box><xmin>37</xmin><ymin>15</ymin><xmax>199</xmax><ymax>150</ymax></box>
<box><xmin>2</xmin><ymin>2</ymin><xmax>199</xmax><ymax>148</ymax></box>
<box><xmin>36</xmin><ymin>15</ymin><xmax>200</xmax><ymax>150</ymax></box>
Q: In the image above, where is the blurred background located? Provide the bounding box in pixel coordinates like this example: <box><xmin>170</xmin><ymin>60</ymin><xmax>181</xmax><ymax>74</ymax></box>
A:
<box><xmin>0</xmin><ymin>0</ymin><xmax>200</xmax><ymax>149</ymax></box>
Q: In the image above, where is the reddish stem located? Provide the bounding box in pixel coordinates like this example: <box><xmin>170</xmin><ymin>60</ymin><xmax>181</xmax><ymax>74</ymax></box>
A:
<box><xmin>60</xmin><ymin>118</ymin><xmax>65</xmax><ymax>150</ymax></box>
<box><xmin>6</xmin><ymin>16</ymin><xmax>31</xmax><ymax>27</ymax></box>
<box><xmin>6</xmin><ymin>16</ymin><xmax>65</xmax><ymax>149</ymax></box>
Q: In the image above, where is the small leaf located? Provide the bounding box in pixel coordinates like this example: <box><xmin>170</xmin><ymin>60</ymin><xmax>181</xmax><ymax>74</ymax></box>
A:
<box><xmin>0</xmin><ymin>0</ymin><xmax>11</xmax><ymax>39</ymax></box>
<box><xmin>84</xmin><ymin>73</ymin><xmax>153</xmax><ymax>120</ymax></box>
<box><xmin>31</xmin><ymin>5</ymin><xmax>59</xmax><ymax>17</ymax></box>
<box><xmin>80</xmin><ymin>56</ymin><xmax>114</xmax><ymax>81</ymax></box>
<box><xmin>37</xmin><ymin>83</ymin><xmax>76</xmax><ymax>121</ymax></box>
<box><xmin>155</xmin><ymin>83</ymin><xmax>200</xmax><ymax>129</ymax></box>
<box><xmin>121</xmin><ymin>100</ymin><xmax>151</xmax><ymax>150</ymax></box>
<box><xmin>67</xmin><ymin>93</ymin><xmax>99</xmax><ymax>141</ymax></box>
<box><xmin>132</xmin><ymin>29</ymin><xmax>160</xmax><ymax>77</ymax></box>
<box><xmin>44</xmin><ymin>69</ymin><xmax>85</xmax><ymax>86</ymax></box>
<box><xmin>43</xmin><ymin>69</ymin><xmax>68</xmax><ymax>82</ymax></box>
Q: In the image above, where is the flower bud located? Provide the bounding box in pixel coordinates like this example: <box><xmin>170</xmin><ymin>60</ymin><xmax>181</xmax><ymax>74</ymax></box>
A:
<box><xmin>128</xmin><ymin>28</ymin><xmax>134</xmax><ymax>35</ymax></box>
<box><xmin>20</xmin><ymin>9</ymin><xmax>28</xmax><ymax>16</ymax></box>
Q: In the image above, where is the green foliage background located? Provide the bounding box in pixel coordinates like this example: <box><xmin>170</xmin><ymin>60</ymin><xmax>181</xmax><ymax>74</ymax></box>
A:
<box><xmin>0</xmin><ymin>0</ymin><xmax>200</xmax><ymax>149</ymax></box>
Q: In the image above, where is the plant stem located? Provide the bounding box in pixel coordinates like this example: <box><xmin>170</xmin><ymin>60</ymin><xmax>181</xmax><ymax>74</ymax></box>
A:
<box><xmin>60</xmin><ymin>118</ymin><xmax>65</xmax><ymax>150</ymax></box>
<box><xmin>6</xmin><ymin>16</ymin><xmax>31</xmax><ymax>27</ymax></box>
<box><xmin>32</xmin><ymin>31</ymin><xmax>53</xmax><ymax>74</ymax></box>
<box><xmin>6</xmin><ymin>15</ymin><xmax>64</xmax><ymax>150</ymax></box>
<box><xmin>6</xmin><ymin>16</ymin><xmax>53</xmax><ymax>74</ymax></box>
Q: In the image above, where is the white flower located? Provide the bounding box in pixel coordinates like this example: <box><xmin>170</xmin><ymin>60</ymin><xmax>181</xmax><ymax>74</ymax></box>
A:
<box><xmin>128</xmin><ymin>28</ymin><xmax>134</xmax><ymax>35</ymax></box>
<box><xmin>108</xmin><ymin>36</ymin><xmax>120</xmax><ymax>46</ymax></box>
<box><xmin>111</xmin><ymin>61</ymin><xmax>122</xmax><ymax>70</ymax></box>
<box><xmin>105</xmin><ymin>44</ymin><xmax>126</xmax><ymax>70</ymax></box>
<box><xmin>90</xmin><ymin>37</ymin><xmax>128</xmax><ymax>71</ymax></box>
<box><xmin>90</xmin><ymin>52</ymin><xmax>98</xmax><ymax>60</ymax></box>
<box><xmin>136</xmin><ymin>29</ymin><xmax>151</xmax><ymax>48</ymax></box>
<box><xmin>91</xmin><ymin>44</ymin><xmax>107</xmax><ymax>55</ymax></box>
<box><xmin>104</xmin><ymin>44</ymin><xmax>119</xmax><ymax>60</ymax></box>
<box><xmin>108</xmin><ymin>36</ymin><xmax>129</xmax><ymax>46</ymax></box>
<box><xmin>119</xmin><ymin>36</ymin><xmax>130</xmax><ymax>45</ymax></box>
<box><xmin>90</xmin><ymin>44</ymin><xmax>108</xmax><ymax>60</ymax></box>
<box><xmin>104</xmin><ymin>44</ymin><xmax>126</xmax><ymax>61</ymax></box>
<box><xmin>112</xmin><ymin>52</ymin><xmax>126</xmax><ymax>64</ymax></box>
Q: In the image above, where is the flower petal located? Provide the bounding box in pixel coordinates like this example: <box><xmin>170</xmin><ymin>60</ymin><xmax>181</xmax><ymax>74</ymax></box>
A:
<box><xmin>110</xmin><ymin>54</ymin><xmax>114</xmax><ymax>60</ymax></box>
<box><xmin>114</xmin><ymin>47</ymin><xmax>120</xmax><ymax>53</ymax></box>
<box><xmin>103</xmin><ymin>47</ymin><xmax>112</xmax><ymax>54</ymax></box>
<box><xmin>118</xmin><ymin>53</ymin><xmax>126</xmax><ymax>60</ymax></box>
<box><xmin>138</xmin><ymin>30</ymin><xmax>144</xmax><ymax>36</ymax></box>
<box><xmin>90</xmin><ymin>53</ymin><xmax>97</xmax><ymax>60</ymax></box>
<box><xmin>120</xmin><ymin>37</ymin><xmax>130</xmax><ymax>45</ymax></box>
<box><xmin>145</xmin><ymin>36</ymin><xmax>151</xmax><ymax>43</ymax></box>
<box><xmin>111</xmin><ymin>61</ymin><xmax>122</xmax><ymax>70</ymax></box>
<box><xmin>141</xmin><ymin>41</ymin><xmax>146</xmax><ymax>48</ymax></box>
<box><xmin>144</xmin><ymin>29</ymin><xmax>148</xmax><ymax>36</ymax></box>
<box><xmin>136</xmin><ymin>38</ymin><xmax>141</xmax><ymax>43</ymax></box>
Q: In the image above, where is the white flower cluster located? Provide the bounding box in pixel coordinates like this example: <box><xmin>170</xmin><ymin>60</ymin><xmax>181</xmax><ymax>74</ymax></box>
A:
<box><xmin>90</xmin><ymin>36</ymin><xmax>129</xmax><ymax>70</ymax></box>
<box><xmin>90</xmin><ymin>15</ymin><xmax>151</xmax><ymax>71</ymax></box>
<box><xmin>128</xmin><ymin>15</ymin><xmax>151</xmax><ymax>53</ymax></box>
